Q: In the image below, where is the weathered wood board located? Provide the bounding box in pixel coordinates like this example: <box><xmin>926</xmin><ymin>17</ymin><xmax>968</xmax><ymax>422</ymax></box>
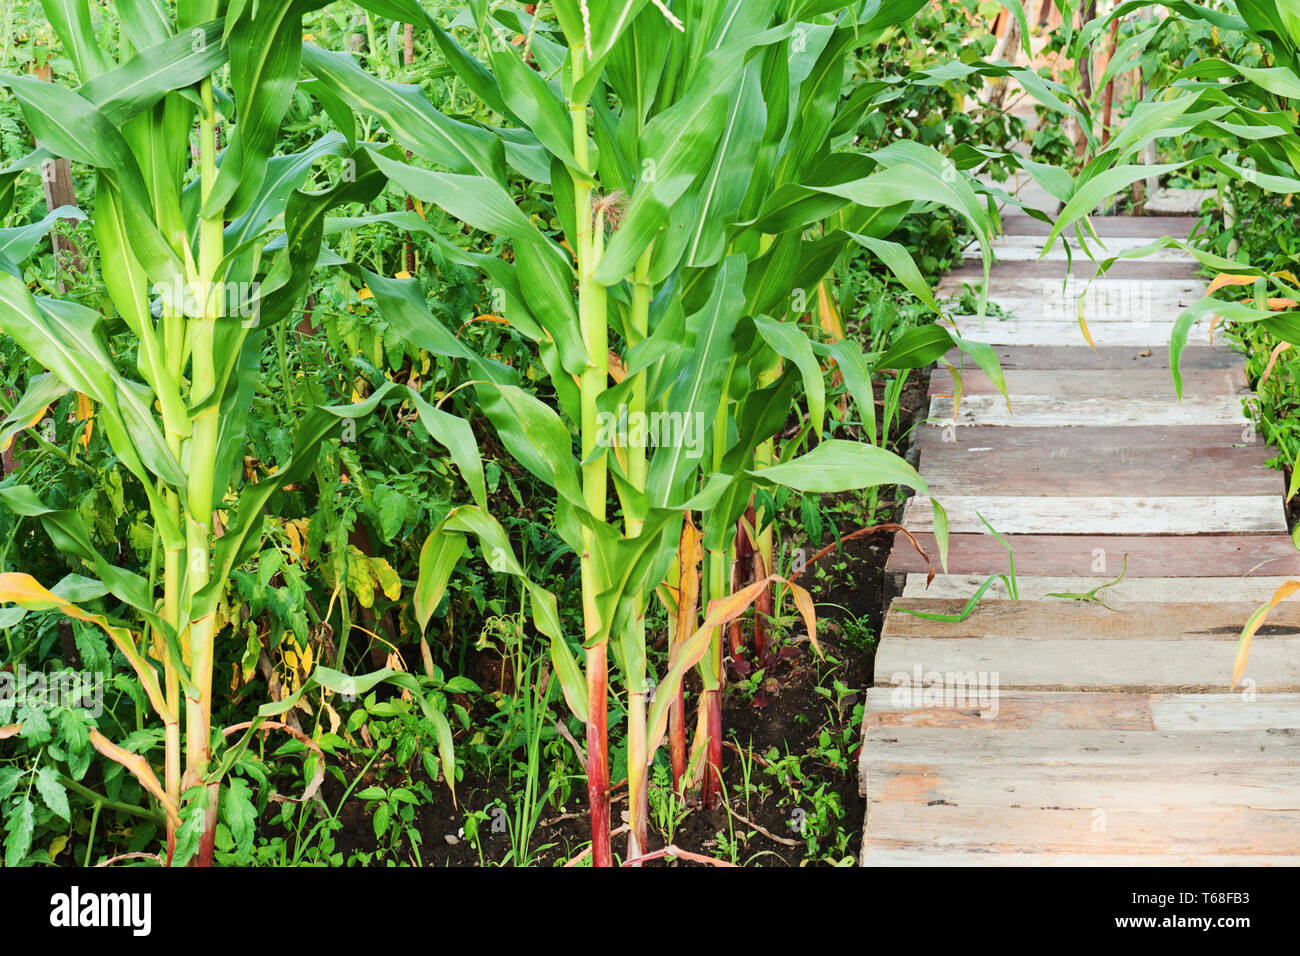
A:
<box><xmin>885</xmin><ymin>533</ymin><xmax>1300</xmax><ymax>576</ymax></box>
<box><xmin>927</xmin><ymin>394</ymin><xmax>1249</xmax><ymax>427</ymax></box>
<box><xmin>898</xmin><ymin>575</ymin><xmax>1299</xmax><ymax>603</ymax></box>
<box><xmin>928</xmin><ymin>368</ymin><xmax>1248</xmax><ymax>398</ymax></box>
<box><xmin>915</xmin><ymin>422</ymin><xmax>1260</xmax><ymax>451</ymax></box>
<box><xmin>860</xmin><ymin>214</ymin><xmax>1300</xmax><ymax>865</ymax></box>
<box><xmin>998</xmin><ymin>215</ymin><xmax>1196</xmax><ymax>238</ymax></box>
<box><xmin>916</xmin><ymin>443</ymin><xmax>1279</xmax><ymax>497</ymax></box>
<box><xmin>966</xmin><ymin>234</ymin><xmax>1197</xmax><ymax>262</ymax></box>
<box><xmin>873</xmin><ymin>637</ymin><xmax>1300</xmax><ymax>693</ymax></box>
<box><xmin>943</xmin><ymin>259</ymin><xmax>1200</xmax><ymax>282</ymax></box>
<box><xmin>940</xmin><ymin>274</ymin><xmax>1202</xmax><ymax>300</ymax></box>
<box><xmin>867</xmin><ymin>759</ymin><xmax>1300</xmax><ymax>811</ymax></box>
<box><xmin>879</xmin><ymin>600</ymin><xmax>1300</xmax><ymax>641</ymax></box>
<box><xmin>901</xmin><ymin>494</ymin><xmax>1287</xmax><ymax>534</ymax></box>
<box><xmin>949</xmin><ymin>317</ymin><xmax>1219</xmax><ymax>348</ymax></box>
<box><xmin>941</xmin><ymin>345</ymin><xmax>1239</xmax><ymax>371</ymax></box>
<box><xmin>862</xmin><ymin>850</ymin><xmax>1299</xmax><ymax>866</ymax></box>
<box><xmin>945</xmin><ymin>290</ymin><xmax>1203</xmax><ymax>326</ymax></box>
<box><xmin>862</xmin><ymin>688</ymin><xmax>1300</xmax><ymax>732</ymax></box>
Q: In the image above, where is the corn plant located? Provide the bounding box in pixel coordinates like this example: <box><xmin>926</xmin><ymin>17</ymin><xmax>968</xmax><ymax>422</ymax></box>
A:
<box><xmin>0</xmin><ymin>0</ymin><xmax>479</xmax><ymax>865</ymax></box>
<box><xmin>1046</xmin><ymin>2</ymin><xmax>1300</xmax><ymax>378</ymax></box>
<box><xmin>304</xmin><ymin>0</ymin><xmax>1075</xmax><ymax>864</ymax></box>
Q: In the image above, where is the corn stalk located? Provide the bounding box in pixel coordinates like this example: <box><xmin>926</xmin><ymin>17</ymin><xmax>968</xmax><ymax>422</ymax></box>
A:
<box><xmin>307</xmin><ymin>0</ymin><xmax>1082</xmax><ymax>859</ymax></box>
<box><xmin>0</xmin><ymin>0</ymin><xmax>475</xmax><ymax>864</ymax></box>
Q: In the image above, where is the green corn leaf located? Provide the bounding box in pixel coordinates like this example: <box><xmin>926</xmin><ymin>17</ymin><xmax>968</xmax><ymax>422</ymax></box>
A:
<box><xmin>753</xmin><ymin>315</ymin><xmax>825</xmax><ymax>437</ymax></box>
<box><xmin>366</xmin><ymin>149</ymin><xmax>541</xmax><ymax>244</ymax></box>
<box><xmin>116</xmin><ymin>0</ymin><xmax>173</xmax><ymax>50</ymax></box>
<box><xmin>750</xmin><ymin>439</ymin><xmax>928</xmax><ymax>495</ymax></box>
<box><xmin>79</xmin><ymin>20</ymin><xmax>227</xmax><ymax>127</ymax></box>
<box><xmin>414</xmin><ymin>531</ymin><xmax>468</xmax><ymax>632</ymax></box>
<box><xmin>848</xmin><ymin>233</ymin><xmax>940</xmax><ymax>314</ymax></box>
<box><xmin>490</xmin><ymin>42</ymin><xmax>583</xmax><ymax>170</ymax></box>
<box><xmin>207</xmin><ymin>0</ymin><xmax>316</xmax><ymax>219</ymax></box>
<box><xmin>303</xmin><ymin>45</ymin><xmax>506</xmax><ymax>180</ymax></box>
<box><xmin>873</xmin><ymin>325</ymin><xmax>955</xmax><ymax>372</ymax></box>
<box><xmin>39</xmin><ymin>0</ymin><xmax>113</xmax><ymax>79</ymax></box>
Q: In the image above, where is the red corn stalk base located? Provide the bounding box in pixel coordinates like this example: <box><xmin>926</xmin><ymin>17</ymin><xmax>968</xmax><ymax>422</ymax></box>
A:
<box><xmin>586</xmin><ymin>644</ymin><xmax>613</xmax><ymax>867</ymax></box>
<box><xmin>700</xmin><ymin>690</ymin><xmax>724</xmax><ymax>811</ymax></box>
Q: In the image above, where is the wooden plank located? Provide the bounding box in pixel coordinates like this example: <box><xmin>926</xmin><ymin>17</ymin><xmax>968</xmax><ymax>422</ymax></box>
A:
<box><xmin>917</xmin><ymin>445</ymin><xmax>1280</xmax><ymax>497</ymax></box>
<box><xmin>899</xmin><ymin>574</ymin><xmax>1300</xmax><ymax>603</ymax></box>
<box><xmin>921</xmin><ymin>463</ymin><xmax>1280</xmax><ymax>498</ymax></box>
<box><xmin>863</xmin><ymin>795</ymin><xmax>1300</xmax><ymax>855</ymax></box>
<box><xmin>862</xmin><ymin>728</ymin><xmax>1300</xmax><ymax>764</ymax></box>
<box><xmin>928</xmin><ymin>394</ymin><xmax>1248</xmax><ymax>427</ymax></box>
<box><xmin>945</xmin><ymin>292</ymin><xmax>1203</xmax><ymax>326</ymax></box>
<box><xmin>862</xmin><ymin>849</ymin><xmax>1299</xmax><ymax>866</ymax></box>
<box><xmin>929</xmin><ymin>367</ymin><xmax>1248</xmax><ymax>398</ymax></box>
<box><xmin>914</xmin><ymin>422</ymin><xmax>1261</xmax><ymax>452</ymax></box>
<box><xmin>863</xmin><ymin>688</ymin><xmax>1300</xmax><ymax>732</ymax></box>
<box><xmin>947</xmin><ymin>299</ymin><xmax>1201</xmax><ymax>325</ymax></box>
<box><xmin>999</xmin><ymin>214</ymin><xmax>1196</xmax><ymax>238</ymax></box>
<box><xmin>939</xmin><ymin>274</ymin><xmax>1202</xmax><ymax>300</ymax></box>
<box><xmin>872</xmin><ymin>636</ymin><xmax>1300</xmax><ymax>692</ymax></box>
<box><xmin>1151</xmin><ymin>695</ymin><xmax>1300</xmax><ymax>731</ymax></box>
<box><xmin>942</xmin><ymin>345</ymin><xmax>1241</xmax><ymax>370</ymax></box>
<box><xmin>901</xmin><ymin>494</ymin><xmax>1287</xmax><ymax>534</ymax></box>
<box><xmin>950</xmin><ymin>317</ymin><xmax>1218</xmax><ymax>348</ymax></box>
<box><xmin>967</xmin><ymin>234</ymin><xmax>1196</xmax><ymax>262</ymax></box>
<box><xmin>886</xmin><ymin>533</ymin><xmax>1300</xmax><ymax>576</ymax></box>
<box><xmin>944</xmin><ymin>259</ymin><xmax>1200</xmax><ymax>281</ymax></box>
<box><xmin>864</xmin><ymin>688</ymin><xmax>1157</xmax><ymax>731</ymax></box>
<box><xmin>879</xmin><ymin>600</ymin><xmax>1300</xmax><ymax>642</ymax></box>
<box><xmin>867</xmin><ymin>760</ymin><xmax>1300</xmax><ymax>811</ymax></box>
<box><xmin>1145</xmin><ymin>186</ymin><xmax>1216</xmax><ymax>215</ymax></box>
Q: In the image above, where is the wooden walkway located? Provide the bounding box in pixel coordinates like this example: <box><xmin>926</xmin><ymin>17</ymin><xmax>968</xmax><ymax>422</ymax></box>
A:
<box><xmin>859</xmin><ymin>214</ymin><xmax>1300</xmax><ymax>866</ymax></box>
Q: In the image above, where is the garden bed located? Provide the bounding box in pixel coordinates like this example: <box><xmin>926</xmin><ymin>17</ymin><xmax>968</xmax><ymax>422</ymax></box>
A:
<box><xmin>312</xmin><ymin>373</ymin><xmax>933</xmax><ymax>867</ymax></box>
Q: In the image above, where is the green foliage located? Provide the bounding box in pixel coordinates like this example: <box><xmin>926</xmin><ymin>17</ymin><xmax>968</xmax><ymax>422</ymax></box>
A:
<box><xmin>0</xmin><ymin>0</ymin><xmax>1066</xmax><ymax>867</ymax></box>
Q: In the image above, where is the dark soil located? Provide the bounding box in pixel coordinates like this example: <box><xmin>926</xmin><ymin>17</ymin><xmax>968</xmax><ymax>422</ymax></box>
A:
<box><xmin>319</xmin><ymin>370</ymin><xmax>933</xmax><ymax>866</ymax></box>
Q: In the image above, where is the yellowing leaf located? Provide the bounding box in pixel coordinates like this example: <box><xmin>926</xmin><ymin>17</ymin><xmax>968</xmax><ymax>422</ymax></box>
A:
<box><xmin>74</xmin><ymin>392</ymin><xmax>93</xmax><ymax>449</ymax></box>
<box><xmin>1234</xmin><ymin>580</ymin><xmax>1300</xmax><ymax>689</ymax></box>
<box><xmin>284</xmin><ymin>518</ymin><xmax>309</xmax><ymax>565</ymax></box>
<box><xmin>370</xmin><ymin>556</ymin><xmax>401</xmax><ymax>601</ymax></box>
<box><xmin>0</xmin><ymin>572</ymin><xmax>65</xmax><ymax>611</ymax></box>
<box><xmin>1260</xmin><ymin>341</ymin><xmax>1292</xmax><ymax>386</ymax></box>
<box><xmin>89</xmin><ymin>729</ymin><xmax>179</xmax><ymax>826</ymax></box>
<box><xmin>815</xmin><ymin>280</ymin><xmax>845</xmax><ymax>339</ymax></box>
<box><xmin>1076</xmin><ymin>294</ymin><xmax>1096</xmax><ymax>350</ymax></box>
<box><xmin>1206</xmin><ymin>272</ymin><xmax>1258</xmax><ymax>294</ymax></box>
<box><xmin>0</xmin><ymin>402</ymin><xmax>51</xmax><ymax>454</ymax></box>
<box><xmin>608</xmin><ymin>350</ymin><xmax>627</xmax><ymax>384</ymax></box>
<box><xmin>346</xmin><ymin>546</ymin><xmax>374</xmax><ymax>608</ymax></box>
<box><xmin>48</xmin><ymin>835</ymin><xmax>68</xmax><ymax>861</ymax></box>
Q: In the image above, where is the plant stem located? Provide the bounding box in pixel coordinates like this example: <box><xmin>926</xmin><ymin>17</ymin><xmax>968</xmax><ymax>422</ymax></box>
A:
<box><xmin>700</xmin><ymin>362</ymin><xmax>734</xmax><ymax>809</ymax></box>
<box><xmin>623</xmin><ymin>245</ymin><xmax>653</xmax><ymax>862</ymax></box>
<box><xmin>183</xmin><ymin>75</ymin><xmax>225</xmax><ymax>866</ymax></box>
<box><xmin>569</xmin><ymin>45</ymin><xmax>612</xmax><ymax>868</ymax></box>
